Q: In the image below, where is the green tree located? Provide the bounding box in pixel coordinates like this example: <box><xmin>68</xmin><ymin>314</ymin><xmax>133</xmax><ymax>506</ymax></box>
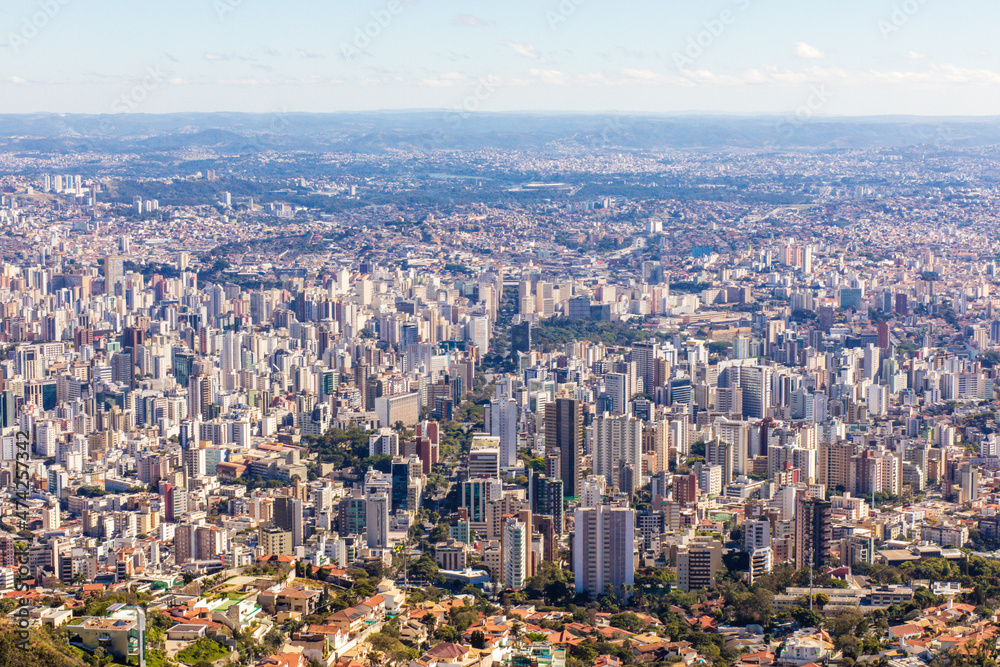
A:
<box><xmin>609</xmin><ymin>612</ymin><xmax>647</xmax><ymax>633</ymax></box>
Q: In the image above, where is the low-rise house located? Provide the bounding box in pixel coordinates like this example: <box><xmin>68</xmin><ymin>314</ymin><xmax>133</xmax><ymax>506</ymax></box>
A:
<box><xmin>166</xmin><ymin>624</ymin><xmax>209</xmax><ymax>641</ymax></box>
<box><xmin>419</xmin><ymin>642</ymin><xmax>476</xmax><ymax>666</ymax></box>
<box><xmin>290</xmin><ymin>631</ymin><xmax>333</xmax><ymax>664</ymax></box>
<box><xmin>779</xmin><ymin>629</ymin><xmax>834</xmax><ymax>666</ymax></box>
<box><xmin>258</xmin><ymin>587</ymin><xmax>321</xmax><ymax>617</ymax></box>
<box><xmin>888</xmin><ymin>624</ymin><xmax>923</xmax><ymax>642</ymax></box>
<box><xmin>326</xmin><ymin>607</ymin><xmax>367</xmax><ymax>636</ymax></box>
<box><xmin>305</xmin><ymin>623</ymin><xmax>349</xmax><ymax>654</ymax></box>
<box><xmin>257</xmin><ymin>652</ymin><xmax>308</xmax><ymax>667</ymax></box>
<box><xmin>400</xmin><ymin>619</ymin><xmax>429</xmax><ymax>645</ymax></box>
<box><xmin>67</xmin><ymin>612</ymin><xmax>142</xmax><ymax>663</ymax></box>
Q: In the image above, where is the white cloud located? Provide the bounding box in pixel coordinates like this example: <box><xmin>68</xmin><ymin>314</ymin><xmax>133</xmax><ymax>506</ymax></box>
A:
<box><xmin>795</xmin><ymin>42</ymin><xmax>826</xmax><ymax>60</ymax></box>
<box><xmin>454</xmin><ymin>15</ymin><xmax>491</xmax><ymax>27</ymax></box>
<box><xmin>6</xmin><ymin>76</ymin><xmax>27</xmax><ymax>84</ymax></box>
<box><xmin>906</xmin><ymin>51</ymin><xmax>926</xmax><ymax>60</ymax></box>
<box><xmin>204</xmin><ymin>52</ymin><xmax>257</xmax><ymax>63</ymax></box>
<box><xmin>214</xmin><ymin>79</ymin><xmax>265</xmax><ymax>86</ymax></box>
<box><xmin>868</xmin><ymin>64</ymin><xmax>1000</xmax><ymax>85</ymax></box>
<box><xmin>621</xmin><ymin>68</ymin><xmax>663</xmax><ymax>81</ymax></box>
<box><xmin>500</xmin><ymin>40</ymin><xmax>546</xmax><ymax>63</ymax></box>
<box><xmin>419</xmin><ymin>72</ymin><xmax>471</xmax><ymax>87</ymax></box>
<box><xmin>238</xmin><ymin>63</ymin><xmax>1000</xmax><ymax>93</ymax></box>
<box><xmin>527</xmin><ymin>69</ymin><xmax>567</xmax><ymax>85</ymax></box>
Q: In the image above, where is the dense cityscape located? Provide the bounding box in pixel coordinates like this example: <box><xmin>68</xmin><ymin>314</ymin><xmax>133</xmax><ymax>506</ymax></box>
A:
<box><xmin>0</xmin><ymin>116</ymin><xmax>997</xmax><ymax>667</ymax></box>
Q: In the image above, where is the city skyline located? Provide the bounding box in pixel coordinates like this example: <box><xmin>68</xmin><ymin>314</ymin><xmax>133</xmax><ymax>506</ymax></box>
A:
<box><xmin>5</xmin><ymin>3</ymin><xmax>1000</xmax><ymax>666</ymax></box>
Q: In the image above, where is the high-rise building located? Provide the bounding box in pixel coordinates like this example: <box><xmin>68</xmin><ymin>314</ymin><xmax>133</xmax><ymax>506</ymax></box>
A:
<box><xmin>673</xmin><ymin>471</ymin><xmax>698</xmax><ymax>506</ymax></box>
<box><xmin>545</xmin><ymin>398</ymin><xmax>583</xmax><ymax>499</ymax></box>
<box><xmin>877</xmin><ymin>321</ymin><xmax>890</xmax><ymax>349</ymax></box>
<box><xmin>593</xmin><ymin>412</ymin><xmax>643</xmax><ymax>489</ymax></box>
<box><xmin>794</xmin><ymin>495</ymin><xmax>831</xmax><ymax>571</ymax></box>
<box><xmin>706</xmin><ymin>439</ymin><xmax>735</xmax><ymax>484</ymax></box>
<box><xmin>369</xmin><ymin>428</ymin><xmax>400</xmax><ymax>457</ymax></box>
<box><xmin>740</xmin><ymin>366</ymin><xmax>770</xmax><ymax>419</ymax></box>
<box><xmin>461</xmin><ymin>478</ymin><xmax>498</xmax><ymax>525</ymax></box>
<box><xmin>487</xmin><ymin>397</ymin><xmax>518</xmax><ymax>468</ymax></box>
<box><xmin>630</xmin><ymin>341</ymin><xmax>663</xmax><ymax>397</ymax></box>
<box><xmin>112</xmin><ymin>350</ymin><xmax>134</xmax><ymax>388</ymax></box>
<box><xmin>733</xmin><ymin>334</ymin><xmax>751</xmax><ymax>360</ymax></box>
<box><xmin>172</xmin><ymin>348</ymin><xmax>195</xmax><ymax>388</ymax></box>
<box><xmin>748</xmin><ymin>547</ymin><xmax>773</xmax><ymax>584</ymax></box>
<box><xmin>573</xmin><ymin>505</ymin><xmax>635</xmax><ymax>600</ymax></box>
<box><xmin>337</xmin><ymin>490</ymin><xmax>367</xmax><ymax>535</ymax></box>
<box><xmin>502</xmin><ymin>518</ymin><xmax>528</xmax><ymax>590</ymax></box>
<box><xmin>959</xmin><ymin>461</ymin><xmax>981</xmax><ymax>504</ymax></box>
<box><xmin>259</xmin><ymin>525</ymin><xmax>292</xmax><ymax>556</ymax></box>
<box><xmin>366</xmin><ymin>492</ymin><xmax>389</xmax><ymax>549</ymax></box>
<box><xmin>0</xmin><ymin>390</ymin><xmax>17</xmax><ymax>430</ymax></box>
<box><xmin>467</xmin><ymin>315</ymin><xmax>490</xmax><ymax>354</ymax></box>
<box><xmin>103</xmin><ymin>256</ymin><xmax>123</xmax><ymax>293</ymax></box>
<box><xmin>677</xmin><ymin>536</ymin><xmax>723</xmax><ymax>592</ymax></box>
<box><xmin>604</xmin><ymin>372</ymin><xmax>630</xmax><ymax>415</ymax></box>
<box><xmin>469</xmin><ymin>437</ymin><xmax>501</xmax><ymax>479</ymax></box>
<box><xmin>511</xmin><ymin>321</ymin><xmax>532</xmax><ymax>355</ymax></box>
<box><xmin>375</xmin><ymin>392</ymin><xmax>420</xmax><ymax>428</ymax></box>
<box><xmin>529</xmin><ymin>471</ymin><xmax>564</xmax><ymax>535</ymax></box>
<box><xmin>196</xmin><ymin>525</ymin><xmax>222</xmax><ymax>562</ymax></box>
<box><xmin>895</xmin><ymin>293</ymin><xmax>908</xmax><ymax>315</ymax></box>
<box><xmin>819</xmin><ymin>441</ymin><xmax>855</xmax><ymax>491</ymax></box>
<box><xmin>273</xmin><ymin>496</ymin><xmax>304</xmax><ymax>547</ymax></box>
<box><xmin>175</xmin><ymin>523</ymin><xmax>198</xmax><ymax>564</ymax></box>
<box><xmin>182</xmin><ymin>447</ymin><xmax>206</xmax><ymax>479</ymax></box>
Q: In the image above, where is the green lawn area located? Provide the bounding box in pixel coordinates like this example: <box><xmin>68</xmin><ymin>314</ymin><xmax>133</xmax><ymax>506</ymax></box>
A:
<box><xmin>175</xmin><ymin>637</ymin><xmax>230</xmax><ymax>666</ymax></box>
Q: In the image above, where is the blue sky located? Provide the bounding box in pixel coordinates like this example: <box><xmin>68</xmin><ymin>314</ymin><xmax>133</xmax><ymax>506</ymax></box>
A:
<box><xmin>1</xmin><ymin>0</ymin><xmax>999</xmax><ymax>115</ymax></box>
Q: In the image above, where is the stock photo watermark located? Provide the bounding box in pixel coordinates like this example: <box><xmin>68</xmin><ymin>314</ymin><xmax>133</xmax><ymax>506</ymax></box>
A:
<box><xmin>214</xmin><ymin>0</ymin><xmax>245</xmax><ymax>20</ymax></box>
<box><xmin>776</xmin><ymin>85</ymin><xmax>834</xmax><ymax>141</ymax></box>
<box><xmin>878</xmin><ymin>0</ymin><xmax>931</xmax><ymax>38</ymax></box>
<box><xmin>340</xmin><ymin>0</ymin><xmax>407</xmax><ymax>60</ymax></box>
<box><xmin>673</xmin><ymin>0</ymin><xmax>752</xmax><ymax>71</ymax></box>
<box><xmin>238</xmin><ymin>110</ymin><xmax>291</xmax><ymax>153</ymax></box>
<box><xmin>112</xmin><ymin>65</ymin><xmax>169</xmax><ymax>114</ymax></box>
<box><xmin>13</xmin><ymin>430</ymin><xmax>32</xmax><ymax>650</ymax></box>
<box><xmin>445</xmin><ymin>77</ymin><xmax>501</xmax><ymax>128</ymax></box>
<box><xmin>546</xmin><ymin>0</ymin><xmax>586</xmax><ymax>30</ymax></box>
<box><xmin>6</xmin><ymin>0</ymin><xmax>71</xmax><ymax>53</ymax></box>
<box><xmin>67</xmin><ymin>63</ymin><xmax>175</xmax><ymax>154</ymax></box>
<box><xmin>400</xmin><ymin>77</ymin><xmax>501</xmax><ymax>153</ymax></box>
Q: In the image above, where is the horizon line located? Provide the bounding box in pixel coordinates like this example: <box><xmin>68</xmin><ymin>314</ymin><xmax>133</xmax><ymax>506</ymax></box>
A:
<box><xmin>3</xmin><ymin>110</ymin><xmax>1000</xmax><ymax>121</ymax></box>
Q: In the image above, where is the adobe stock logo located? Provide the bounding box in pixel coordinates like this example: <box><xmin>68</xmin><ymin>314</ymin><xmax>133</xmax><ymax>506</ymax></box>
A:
<box><xmin>878</xmin><ymin>0</ymin><xmax>931</xmax><ymax>38</ymax></box>
<box><xmin>340</xmin><ymin>0</ymin><xmax>409</xmax><ymax>61</ymax></box>
<box><xmin>6</xmin><ymin>0</ymin><xmax>72</xmax><ymax>54</ymax></box>
<box><xmin>546</xmin><ymin>0</ymin><xmax>586</xmax><ymax>30</ymax></box>
<box><xmin>776</xmin><ymin>85</ymin><xmax>834</xmax><ymax>142</ymax></box>
<box><xmin>112</xmin><ymin>66</ymin><xmax>170</xmax><ymax>114</ymax></box>
<box><xmin>673</xmin><ymin>0</ymin><xmax>753</xmax><ymax>71</ymax></box>
<box><xmin>445</xmin><ymin>77</ymin><xmax>501</xmax><ymax>128</ymax></box>
<box><xmin>214</xmin><ymin>0</ymin><xmax>245</xmax><ymax>20</ymax></box>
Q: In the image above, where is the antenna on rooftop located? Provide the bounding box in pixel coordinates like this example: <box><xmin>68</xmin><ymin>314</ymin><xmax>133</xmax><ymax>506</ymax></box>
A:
<box><xmin>809</xmin><ymin>543</ymin><xmax>814</xmax><ymax>613</ymax></box>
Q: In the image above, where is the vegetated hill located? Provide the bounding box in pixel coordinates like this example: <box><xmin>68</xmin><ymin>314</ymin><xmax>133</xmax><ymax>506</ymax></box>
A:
<box><xmin>0</xmin><ymin>112</ymin><xmax>997</xmax><ymax>153</ymax></box>
<box><xmin>0</xmin><ymin>619</ymin><xmax>89</xmax><ymax>667</ymax></box>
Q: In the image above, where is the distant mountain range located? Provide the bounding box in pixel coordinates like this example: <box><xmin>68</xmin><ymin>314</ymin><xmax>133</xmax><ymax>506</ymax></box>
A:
<box><xmin>0</xmin><ymin>112</ymin><xmax>998</xmax><ymax>153</ymax></box>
